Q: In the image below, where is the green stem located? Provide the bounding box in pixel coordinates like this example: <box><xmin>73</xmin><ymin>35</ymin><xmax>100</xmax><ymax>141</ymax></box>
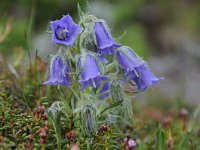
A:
<box><xmin>51</xmin><ymin>114</ymin><xmax>61</xmax><ymax>150</ymax></box>
<box><xmin>53</xmin><ymin>122</ymin><xmax>61</xmax><ymax>150</ymax></box>
<box><xmin>69</xmin><ymin>87</ymin><xmax>81</xmax><ymax>101</ymax></box>
<box><xmin>56</xmin><ymin>132</ymin><xmax>61</xmax><ymax>150</ymax></box>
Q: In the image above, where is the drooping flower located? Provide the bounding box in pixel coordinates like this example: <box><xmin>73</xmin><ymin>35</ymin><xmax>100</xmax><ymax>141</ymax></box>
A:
<box><xmin>126</xmin><ymin>64</ymin><xmax>163</xmax><ymax>91</ymax></box>
<box><xmin>94</xmin><ymin>21</ymin><xmax>120</xmax><ymax>55</ymax></box>
<box><xmin>98</xmin><ymin>82</ymin><xmax>110</xmax><ymax>100</ymax></box>
<box><xmin>50</xmin><ymin>15</ymin><xmax>82</xmax><ymax>46</ymax></box>
<box><xmin>79</xmin><ymin>54</ymin><xmax>108</xmax><ymax>90</ymax></box>
<box><xmin>116</xmin><ymin>46</ymin><xmax>162</xmax><ymax>91</ymax></box>
<box><xmin>43</xmin><ymin>55</ymin><xmax>70</xmax><ymax>87</ymax></box>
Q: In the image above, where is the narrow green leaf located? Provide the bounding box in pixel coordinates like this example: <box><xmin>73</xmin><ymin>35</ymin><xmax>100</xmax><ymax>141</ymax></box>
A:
<box><xmin>178</xmin><ymin>131</ymin><xmax>192</xmax><ymax>150</ymax></box>
<box><xmin>156</xmin><ymin>127</ymin><xmax>165</xmax><ymax>150</ymax></box>
<box><xmin>77</xmin><ymin>3</ymin><xmax>85</xmax><ymax>22</ymax></box>
<box><xmin>100</xmin><ymin>100</ymin><xmax>123</xmax><ymax>115</ymax></box>
<box><xmin>138</xmin><ymin>141</ymin><xmax>147</xmax><ymax>150</ymax></box>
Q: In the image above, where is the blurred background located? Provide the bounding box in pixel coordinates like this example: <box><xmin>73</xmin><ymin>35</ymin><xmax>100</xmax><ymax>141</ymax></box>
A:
<box><xmin>0</xmin><ymin>0</ymin><xmax>200</xmax><ymax>107</ymax></box>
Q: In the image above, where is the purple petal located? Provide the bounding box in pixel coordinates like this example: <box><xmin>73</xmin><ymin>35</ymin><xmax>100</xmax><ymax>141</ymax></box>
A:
<box><xmin>98</xmin><ymin>55</ymin><xmax>108</xmax><ymax>64</ymax></box>
<box><xmin>79</xmin><ymin>54</ymin><xmax>108</xmax><ymax>90</ymax></box>
<box><xmin>117</xmin><ymin>47</ymin><xmax>145</xmax><ymax>69</ymax></box>
<box><xmin>50</xmin><ymin>15</ymin><xmax>82</xmax><ymax>46</ymax></box>
<box><xmin>94</xmin><ymin>21</ymin><xmax>120</xmax><ymax>55</ymax></box>
<box><xmin>126</xmin><ymin>63</ymin><xmax>163</xmax><ymax>91</ymax></box>
<box><xmin>43</xmin><ymin>56</ymin><xmax>70</xmax><ymax>87</ymax></box>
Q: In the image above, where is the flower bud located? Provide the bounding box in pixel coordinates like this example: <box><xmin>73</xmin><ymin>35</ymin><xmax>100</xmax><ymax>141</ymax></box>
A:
<box><xmin>162</xmin><ymin>116</ymin><xmax>173</xmax><ymax>129</ymax></box>
<box><xmin>39</xmin><ymin>138</ymin><xmax>45</xmax><ymax>145</ymax></box>
<box><xmin>39</xmin><ymin>128</ymin><xmax>47</xmax><ymax>138</ymax></box>
<box><xmin>66</xmin><ymin>130</ymin><xmax>76</xmax><ymax>143</ymax></box>
<box><xmin>110</xmin><ymin>80</ymin><xmax>124</xmax><ymax>103</ymax></box>
<box><xmin>42</xmin><ymin>113</ymin><xmax>48</xmax><ymax>121</ymax></box>
<box><xmin>81</xmin><ymin>29</ymin><xmax>98</xmax><ymax>53</ymax></box>
<box><xmin>124</xmin><ymin>137</ymin><xmax>137</xmax><ymax>150</ymax></box>
<box><xmin>82</xmin><ymin>106</ymin><xmax>97</xmax><ymax>135</ymax></box>
<box><xmin>178</xmin><ymin>108</ymin><xmax>189</xmax><ymax>120</ymax></box>
<box><xmin>128</xmin><ymin>139</ymin><xmax>137</xmax><ymax>149</ymax></box>
<box><xmin>178</xmin><ymin>108</ymin><xmax>189</xmax><ymax>131</ymax></box>
<box><xmin>97</xmin><ymin>124</ymin><xmax>109</xmax><ymax>136</ymax></box>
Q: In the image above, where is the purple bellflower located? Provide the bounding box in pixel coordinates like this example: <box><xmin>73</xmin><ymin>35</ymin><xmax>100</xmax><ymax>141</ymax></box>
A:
<box><xmin>94</xmin><ymin>21</ymin><xmax>120</xmax><ymax>55</ymax></box>
<box><xmin>117</xmin><ymin>46</ymin><xmax>162</xmax><ymax>91</ymax></box>
<box><xmin>43</xmin><ymin>55</ymin><xmax>70</xmax><ymax>87</ymax></box>
<box><xmin>126</xmin><ymin>64</ymin><xmax>163</xmax><ymax>91</ymax></box>
<box><xmin>50</xmin><ymin>15</ymin><xmax>82</xmax><ymax>46</ymax></box>
<box><xmin>79</xmin><ymin>54</ymin><xmax>108</xmax><ymax>90</ymax></box>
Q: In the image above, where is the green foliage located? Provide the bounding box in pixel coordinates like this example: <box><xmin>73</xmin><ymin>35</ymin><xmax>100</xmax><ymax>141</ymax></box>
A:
<box><xmin>156</xmin><ymin>125</ymin><xmax>166</xmax><ymax>150</ymax></box>
<box><xmin>1</xmin><ymin>1</ymin><xmax>200</xmax><ymax>149</ymax></box>
<box><xmin>0</xmin><ymin>56</ymin><xmax>200</xmax><ymax>149</ymax></box>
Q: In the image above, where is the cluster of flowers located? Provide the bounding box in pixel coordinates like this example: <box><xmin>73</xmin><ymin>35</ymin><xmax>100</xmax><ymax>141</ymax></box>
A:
<box><xmin>34</xmin><ymin>106</ymin><xmax>49</xmax><ymax>145</ymax></box>
<box><xmin>65</xmin><ymin>130</ymin><xmax>76</xmax><ymax>143</ymax></box>
<box><xmin>34</xmin><ymin>105</ymin><xmax>48</xmax><ymax>124</ymax></box>
<box><xmin>38</xmin><ymin>127</ymin><xmax>49</xmax><ymax>145</ymax></box>
<box><xmin>44</xmin><ymin>14</ymin><xmax>162</xmax><ymax>100</ymax></box>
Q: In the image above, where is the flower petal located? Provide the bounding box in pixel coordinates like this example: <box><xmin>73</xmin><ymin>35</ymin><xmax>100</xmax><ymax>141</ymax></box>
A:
<box><xmin>94</xmin><ymin>21</ymin><xmax>120</xmax><ymax>55</ymax></box>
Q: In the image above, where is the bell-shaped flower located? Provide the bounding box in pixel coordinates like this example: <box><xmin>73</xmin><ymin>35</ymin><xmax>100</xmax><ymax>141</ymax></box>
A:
<box><xmin>94</xmin><ymin>21</ymin><xmax>120</xmax><ymax>55</ymax></box>
<box><xmin>79</xmin><ymin>54</ymin><xmax>108</xmax><ymax>90</ymax></box>
<box><xmin>50</xmin><ymin>15</ymin><xmax>82</xmax><ymax>46</ymax></box>
<box><xmin>125</xmin><ymin>63</ymin><xmax>163</xmax><ymax>91</ymax></box>
<box><xmin>43</xmin><ymin>55</ymin><xmax>70</xmax><ymax>87</ymax></box>
<box><xmin>116</xmin><ymin>46</ymin><xmax>162</xmax><ymax>91</ymax></box>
